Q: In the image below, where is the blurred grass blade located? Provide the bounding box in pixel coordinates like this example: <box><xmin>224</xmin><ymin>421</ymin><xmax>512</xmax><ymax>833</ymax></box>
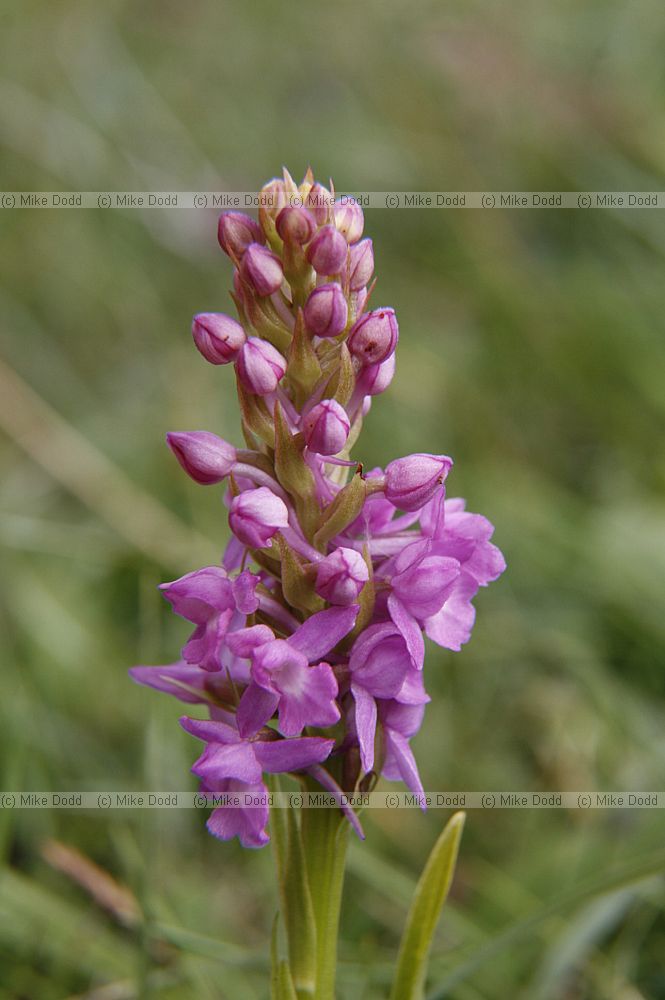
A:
<box><xmin>0</xmin><ymin>355</ymin><xmax>213</xmax><ymax>568</ymax></box>
<box><xmin>390</xmin><ymin>811</ymin><xmax>465</xmax><ymax>1000</ymax></box>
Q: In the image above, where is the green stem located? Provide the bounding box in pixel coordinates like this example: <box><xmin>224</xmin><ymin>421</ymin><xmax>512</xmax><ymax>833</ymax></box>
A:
<box><xmin>269</xmin><ymin>777</ymin><xmax>350</xmax><ymax>1000</ymax></box>
<box><xmin>299</xmin><ymin>801</ymin><xmax>350</xmax><ymax>1000</ymax></box>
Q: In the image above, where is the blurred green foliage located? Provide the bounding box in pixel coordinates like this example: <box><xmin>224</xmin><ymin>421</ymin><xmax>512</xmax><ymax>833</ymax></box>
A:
<box><xmin>1</xmin><ymin>1</ymin><xmax>665</xmax><ymax>997</ymax></box>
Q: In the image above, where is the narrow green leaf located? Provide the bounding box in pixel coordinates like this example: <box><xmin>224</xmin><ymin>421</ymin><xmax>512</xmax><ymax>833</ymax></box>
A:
<box><xmin>271</xmin><ymin>914</ymin><xmax>281</xmax><ymax>998</ymax></box>
<box><xmin>390</xmin><ymin>811</ymin><xmax>466</xmax><ymax>1000</ymax></box>
<box><xmin>282</xmin><ymin>807</ymin><xmax>318</xmax><ymax>996</ymax></box>
<box><xmin>277</xmin><ymin>961</ymin><xmax>299</xmax><ymax>1000</ymax></box>
<box><xmin>236</xmin><ymin>374</ymin><xmax>276</xmax><ymax>447</ymax></box>
<box><xmin>327</xmin><ymin>343</ymin><xmax>356</xmax><ymax>407</ymax></box>
<box><xmin>275</xmin><ymin>534</ymin><xmax>325</xmax><ymax>613</ymax></box>
<box><xmin>287</xmin><ymin>310</ymin><xmax>322</xmax><ymax>406</ymax></box>
<box><xmin>314</xmin><ymin>471</ymin><xmax>367</xmax><ymax>548</ymax></box>
<box><xmin>274</xmin><ymin>402</ymin><xmax>316</xmax><ymax>501</ymax></box>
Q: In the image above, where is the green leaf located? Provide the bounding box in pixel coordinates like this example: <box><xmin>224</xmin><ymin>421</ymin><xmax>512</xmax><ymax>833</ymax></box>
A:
<box><xmin>390</xmin><ymin>811</ymin><xmax>465</xmax><ymax>1000</ymax></box>
<box><xmin>236</xmin><ymin>374</ymin><xmax>276</xmax><ymax>447</ymax></box>
<box><xmin>327</xmin><ymin>343</ymin><xmax>356</xmax><ymax>408</ymax></box>
<box><xmin>275</xmin><ymin>533</ymin><xmax>324</xmax><ymax>614</ymax></box>
<box><xmin>287</xmin><ymin>310</ymin><xmax>322</xmax><ymax>406</ymax></box>
<box><xmin>274</xmin><ymin>402</ymin><xmax>316</xmax><ymax>501</ymax></box>
<box><xmin>314</xmin><ymin>470</ymin><xmax>367</xmax><ymax>548</ymax></box>
<box><xmin>271</xmin><ymin>915</ymin><xmax>299</xmax><ymax>1000</ymax></box>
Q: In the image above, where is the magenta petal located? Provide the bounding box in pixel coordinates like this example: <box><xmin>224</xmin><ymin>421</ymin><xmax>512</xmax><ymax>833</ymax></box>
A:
<box><xmin>180</xmin><ymin>716</ymin><xmax>240</xmax><ymax>744</ymax></box>
<box><xmin>308</xmin><ymin>764</ymin><xmax>365</xmax><ymax>840</ymax></box>
<box><xmin>160</xmin><ymin>567</ymin><xmax>233</xmax><ymax>622</ymax></box>
<box><xmin>206</xmin><ymin>779</ymin><xmax>270</xmax><ymax>848</ymax></box>
<box><xmin>254</xmin><ymin>736</ymin><xmax>335</xmax><ymax>773</ymax></box>
<box><xmin>232</xmin><ymin>570</ymin><xmax>261</xmax><ymax>614</ymax></box>
<box><xmin>129</xmin><ymin>662</ymin><xmax>209</xmax><ymax>704</ymax></box>
<box><xmin>192</xmin><ymin>741</ymin><xmax>262</xmax><ymax>784</ymax></box>
<box><xmin>388</xmin><ymin>595</ymin><xmax>425</xmax><ymax>669</ymax></box>
<box><xmin>223</xmin><ymin>536</ymin><xmax>246</xmax><ymax>570</ymax></box>
<box><xmin>236</xmin><ymin>683</ymin><xmax>280</xmax><ymax>738</ymax></box>
<box><xmin>226</xmin><ymin>624</ymin><xmax>275</xmax><ymax>657</ymax></box>
<box><xmin>287</xmin><ymin>604</ymin><xmax>359</xmax><ymax>661</ymax></box>
<box><xmin>352</xmin><ymin>684</ymin><xmax>378</xmax><ymax>772</ymax></box>
<box><xmin>383</xmin><ymin>730</ymin><xmax>425</xmax><ymax>804</ymax></box>
<box><xmin>276</xmin><ymin>662</ymin><xmax>340</xmax><ymax>737</ymax></box>
<box><xmin>425</xmin><ymin>572</ymin><xmax>479</xmax><ymax>651</ymax></box>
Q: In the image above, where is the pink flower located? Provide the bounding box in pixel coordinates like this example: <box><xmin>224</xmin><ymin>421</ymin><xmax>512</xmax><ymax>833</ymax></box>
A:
<box><xmin>236</xmin><ymin>338</ymin><xmax>287</xmax><ymax>395</ymax></box>
<box><xmin>302</xmin><ymin>399</ymin><xmax>350</xmax><ymax>455</ymax></box>
<box><xmin>384</xmin><ymin>453</ymin><xmax>453</xmax><ymax>512</ymax></box>
<box><xmin>166</xmin><ymin>431</ymin><xmax>236</xmax><ymax>484</ymax></box>
<box><xmin>347</xmin><ymin>309</ymin><xmax>398</xmax><ymax>365</ymax></box>
<box><xmin>228</xmin><ymin>487</ymin><xmax>289</xmax><ymax>548</ymax></box>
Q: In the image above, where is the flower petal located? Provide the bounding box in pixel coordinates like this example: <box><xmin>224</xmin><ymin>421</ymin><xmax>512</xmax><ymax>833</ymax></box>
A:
<box><xmin>424</xmin><ymin>572</ymin><xmax>479</xmax><ymax>651</ymax></box>
<box><xmin>352</xmin><ymin>684</ymin><xmax>378</xmax><ymax>772</ymax></box>
<box><xmin>206</xmin><ymin>779</ymin><xmax>270</xmax><ymax>848</ymax></box>
<box><xmin>236</xmin><ymin>683</ymin><xmax>280</xmax><ymax>738</ymax></box>
<box><xmin>254</xmin><ymin>736</ymin><xmax>335</xmax><ymax>773</ymax></box>
<box><xmin>388</xmin><ymin>595</ymin><xmax>425</xmax><ymax>669</ymax></box>
<box><xmin>192</xmin><ymin>741</ymin><xmax>262</xmax><ymax>784</ymax></box>
<box><xmin>287</xmin><ymin>605</ymin><xmax>359</xmax><ymax>662</ymax></box>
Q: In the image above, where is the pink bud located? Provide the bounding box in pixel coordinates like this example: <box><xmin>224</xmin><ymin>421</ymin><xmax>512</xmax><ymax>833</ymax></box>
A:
<box><xmin>217</xmin><ymin>212</ymin><xmax>264</xmax><ymax>258</ymax></box>
<box><xmin>305</xmin><ymin>182</ymin><xmax>332</xmax><ymax>225</ymax></box>
<box><xmin>334</xmin><ymin>198</ymin><xmax>364</xmax><ymax>243</ymax></box>
<box><xmin>240</xmin><ymin>243</ymin><xmax>284</xmax><ymax>296</ymax></box>
<box><xmin>276</xmin><ymin>206</ymin><xmax>316</xmax><ymax>245</ymax></box>
<box><xmin>384</xmin><ymin>454</ymin><xmax>453</xmax><ymax>512</ymax></box>
<box><xmin>303</xmin><ymin>283</ymin><xmax>348</xmax><ymax>338</ymax></box>
<box><xmin>260</xmin><ymin>178</ymin><xmax>288</xmax><ymax>222</ymax></box>
<box><xmin>347</xmin><ymin>308</ymin><xmax>398</xmax><ymax>366</ymax></box>
<box><xmin>191</xmin><ymin>313</ymin><xmax>246</xmax><ymax>365</ymax></box>
<box><xmin>229</xmin><ymin>487</ymin><xmax>289</xmax><ymax>548</ymax></box>
<box><xmin>236</xmin><ymin>337</ymin><xmax>287</xmax><ymax>395</ymax></box>
<box><xmin>306</xmin><ymin>225</ymin><xmax>348</xmax><ymax>275</ymax></box>
<box><xmin>302</xmin><ymin>399</ymin><xmax>350</xmax><ymax>455</ymax></box>
<box><xmin>315</xmin><ymin>546</ymin><xmax>369</xmax><ymax>605</ymax></box>
<box><xmin>166</xmin><ymin>431</ymin><xmax>236</xmax><ymax>485</ymax></box>
<box><xmin>354</xmin><ymin>352</ymin><xmax>396</xmax><ymax>397</ymax></box>
<box><xmin>348</xmin><ymin>238</ymin><xmax>374</xmax><ymax>291</ymax></box>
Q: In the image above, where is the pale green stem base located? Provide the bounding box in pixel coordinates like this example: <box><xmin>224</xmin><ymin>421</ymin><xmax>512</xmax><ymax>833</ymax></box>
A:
<box><xmin>270</xmin><ymin>776</ymin><xmax>350</xmax><ymax>1000</ymax></box>
<box><xmin>300</xmin><ymin>804</ymin><xmax>349</xmax><ymax>999</ymax></box>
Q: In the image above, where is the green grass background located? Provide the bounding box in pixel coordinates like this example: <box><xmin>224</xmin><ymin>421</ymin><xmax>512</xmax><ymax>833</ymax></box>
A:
<box><xmin>1</xmin><ymin>1</ymin><xmax>665</xmax><ymax>997</ymax></box>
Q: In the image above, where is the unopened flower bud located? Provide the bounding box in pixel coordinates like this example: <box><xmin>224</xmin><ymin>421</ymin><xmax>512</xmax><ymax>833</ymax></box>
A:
<box><xmin>347</xmin><ymin>308</ymin><xmax>398</xmax><ymax>366</ymax></box>
<box><xmin>276</xmin><ymin>206</ymin><xmax>316</xmax><ymax>245</ymax></box>
<box><xmin>217</xmin><ymin>212</ymin><xmax>264</xmax><ymax>259</ymax></box>
<box><xmin>315</xmin><ymin>546</ymin><xmax>369</xmax><ymax>605</ymax></box>
<box><xmin>229</xmin><ymin>487</ymin><xmax>289</xmax><ymax>548</ymax></box>
<box><xmin>166</xmin><ymin>431</ymin><xmax>236</xmax><ymax>485</ymax></box>
<box><xmin>334</xmin><ymin>198</ymin><xmax>364</xmax><ymax>243</ymax></box>
<box><xmin>384</xmin><ymin>454</ymin><xmax>453</xmax><ymax>512</ymax></box>
<box><xmin>305</xmin><ymin>182</ymin><xmax>331</xmax><ymax>225</ymax></box>
<box><xmin>240</xmin><ymin>244</ymin><xmax>284</xmax><ymax>296</ymax></box>
<box><xmin>355</xmin><ymin>352</ymin><xmax>396</xmax><ymax>397</ymax></box>
<box><xmin>192</xmin><ymin>313</ymin><xmax>246</xmax><ymax>364</ymax></box>
<box><xmin>306</xmin><ymin>225</ymin><xmax>348</xmax><ymax>275</ymax></box>
<box><xmin>260</xmin><ymin>178</ymin><xmax>288</xmax><ymax>222</ymax></box>
<box><xmin>236</xmin><ymin>337</ymin><xmax>287</xmax><ymax>395</ymax></box>
<box><xmin>302</xmin><ymin>399</ymin><xmax>350</xmax><ymax>455</ymax></box>
<box><xmin>303</xmin><ymin>283</ymin><xmax>348</xmax><ymax>338</ymax></box>
<box><xmin>348</xmin><ymin>238</ymin><xmax>374</xmax><ymax>291</ymax></box>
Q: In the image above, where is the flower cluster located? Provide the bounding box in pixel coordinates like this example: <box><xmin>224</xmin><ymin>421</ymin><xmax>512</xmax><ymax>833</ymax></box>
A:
<box><xmin>131</xmin><ymin>168</ymin><xmax>505</xmax><ymax>847</ymax></box>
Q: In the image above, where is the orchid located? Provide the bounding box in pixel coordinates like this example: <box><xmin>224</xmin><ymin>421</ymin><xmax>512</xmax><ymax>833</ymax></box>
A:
<box><xmin>131</xmin><ymin>167</ymin><xmax>505</xmax><ymax>999</ymax></box>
